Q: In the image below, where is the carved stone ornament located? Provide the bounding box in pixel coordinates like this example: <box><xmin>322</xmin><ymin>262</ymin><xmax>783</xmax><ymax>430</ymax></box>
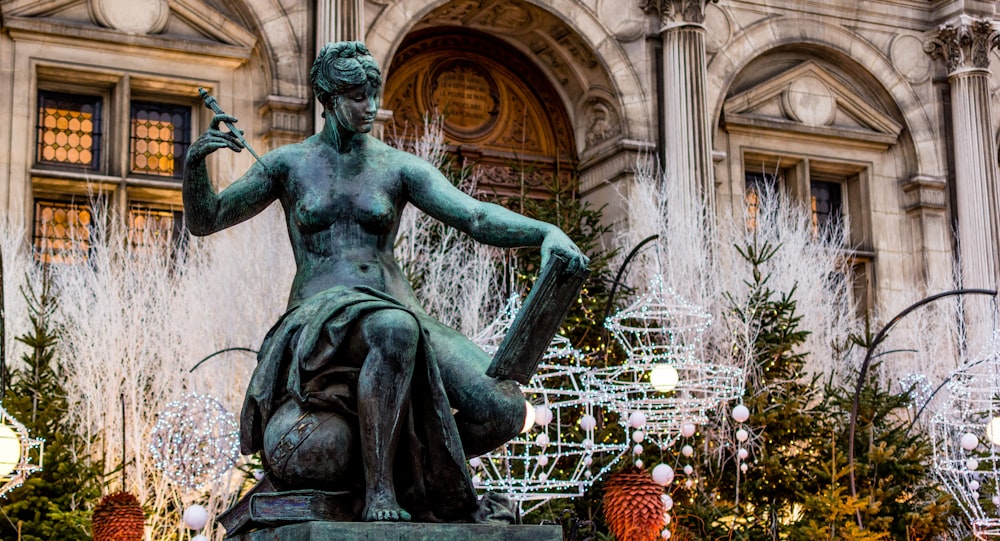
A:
<box><xmin>88</xmin><ymin>0</ymin><xmax>169</xmax><ymax>34</ymax></box>
<box><xmin>639</xmin><ymin>0</ymin><xmax>719</xmax><ymax>26</ymax></box>
<box><xmin>925</xmin><ymin>17</ymin><xmax>1000</xmax><ymax>73</ymax></box>
<box><xmin>585</xmin><ymin>99</ymin><xmax>622</xmax><ymax>148</ymax></box>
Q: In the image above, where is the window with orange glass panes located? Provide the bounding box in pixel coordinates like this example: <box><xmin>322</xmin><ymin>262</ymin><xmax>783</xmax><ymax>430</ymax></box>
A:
<box><xmin>33</xmin><ymin>199</ymin><xmax>94</xmax><ymax>264</ymax></box>
<box><xmin>36</xmin><ymin>91</ymin><xmax>103</xmax><ymax>170</ymax></box>
<box><xmin>33</xmin><ymin>89</ymin><xmax>191</xmax><ymax>260</ymax></box>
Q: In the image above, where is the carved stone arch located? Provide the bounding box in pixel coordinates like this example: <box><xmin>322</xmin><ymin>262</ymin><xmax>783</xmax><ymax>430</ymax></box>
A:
<box><xmin>365</xmin><ymin>0</ymin><xmax>652</xmax><ymax>145</ymax></box>
<box><xmin>237</xmin><ymin>0</ymin><xmax>308</xmax><ymax>99</ymax></box>
<box><xmin>708</xmin><ymin>17</ymin><xmax>940</xmax><ymax>177</ymax></box>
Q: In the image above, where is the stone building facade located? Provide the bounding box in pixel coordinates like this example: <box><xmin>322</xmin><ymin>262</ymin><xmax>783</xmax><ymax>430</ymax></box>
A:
<box><xmin>2</xmin><ymin>0</ymin><xmax>999</xmax><ymax>314</ymax></box>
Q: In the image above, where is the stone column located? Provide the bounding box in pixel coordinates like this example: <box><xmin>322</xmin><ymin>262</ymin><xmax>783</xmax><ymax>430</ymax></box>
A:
<box><xmin>927</xmin><ymin>17</ymin><xmax>1000</xmax><ymax>290</ymax></box>
<box><xmin>641</xmin><ymin>0</ymin><xmax>717</xmax><ymax>210</ymax></box>
<box><xmin>314</xmin><ymin>0</ymin><xmax>364</xmax><ymax>129</ymax></box>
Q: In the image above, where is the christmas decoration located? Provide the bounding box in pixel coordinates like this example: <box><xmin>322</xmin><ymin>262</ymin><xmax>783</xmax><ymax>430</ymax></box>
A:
<box><xmin>931</xmin><ymin>342</ymin><xmax>1000</xmax><ymax>537</ymax></box>
<box><xmin>92</xmin><ymin>491</ymin><xmax>145</xmax><ymax>541</ymax></box>
<box><xmin>594</xmin><ymin>277</ymin><xmax>742</xmax><ymax>447</ymax></box>
<box><xmin>472</xmin><ymin>296</ymin><xmax>627</xmax><ymax>514</ymax></box>
<box><xmin>0</xmin><ymin>404</ymin><xmax>43</xmax><ymax>497</ymax></box>
<box><xmin>149</xmin><ymin>393</ymin><xmax>239</xmax><ymax>490</ymax></box>
<box><xmin>603</xmin><ymin>466</ymin><xmax>667</xmax><ymax>541</ymax></box>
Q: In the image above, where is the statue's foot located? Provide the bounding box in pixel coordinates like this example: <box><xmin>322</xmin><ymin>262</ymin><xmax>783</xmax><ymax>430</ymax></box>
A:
<box><xmin>363</xmin><ymin>492</ymin><xmax>411</xmax><ymax>522</ymax></box>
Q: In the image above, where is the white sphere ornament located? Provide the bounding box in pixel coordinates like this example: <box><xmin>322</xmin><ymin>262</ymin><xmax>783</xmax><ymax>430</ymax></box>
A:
<box><xmin>970</xmin><ymin>480</ymin><xmax>981</xmax><ymax>491</ymax></box>
<box><xmin>253</xmin><ymin>469</ymin><xmax>266</xmax><ymax>481</ymax></box>
<box><xmin>993</xmin><ymin>495</ymin><xmax>1000</xmax><ymax>506</ymax></box>
<box><xmin>473</xmin><ymin>473</ymin><xmax>482</xmax><ymax>486</ymax></box>
<box><xmin>534</xmin><ymin>405</ymin><xmax>554</xmax><ymax>426</ymax></box>
<box><xmin>649</xmin><ymin>363</ymin><xmax>680</xmax><ymax>392</ymax></box>
<box><xmin>583</xmin><ymin>456</ymin><xmax>593</xmax><ymax>466</ymax></box>
<box><xmin>183</xmin><ymin>504</ymin><xmax>209</xmax><ymax>531</ymax></box>
<box><xmin>737</xmin><ymin>448</ymin><xmax>749</xmax><ymax>460</ymax></box>
<box><xmin>732</xmin><ymin>404</ymin><xmax>750</xmax><ymax>423</ymax></box>
<box><xmin>683</xmin><ymin>464</ymin><xmax>693</xmax><ymax>475</ymax></box>
<box><xmin>634</xmin><ymin>459</ymin><xmax>644</xmax><ymax>468</ymax></box>
<box><xmin>633</xmin><ymin>444</ymin><xmax>644</xmax><ymax>455</ymax></box>
<box><xmin>192</xmin><ymin>536</ymin><xmax>209</xmax><ymax>541</ymax></box>
<box><xmin>986</xmin><ymin>416</ymin><xmax>1000</xmax><ymax>446</ymax></box>
<box><xmin>662</xmin><ymin>529</ymin><xmax>672</xmax><ymax>539</ymax></box>
<box><xmin>681</xmin><ymin>445</ymin><xmax>694</xmax><ymax>457</ymax></box>
<box><xmin>652</xmin><ymin>463</ymin><xmax>675</xmax><ymax>486</ymax></box>
<box><xmin>663</xmin><ymin>513</ymin><xmax>671</xmax><ymax>524</ymax></box>
<box><xmin>535</xmin><ymin>433</ymin><xmax>550</xmax><ymax>448</ymax></box>
<box><xmin>469</xmin><ymin>457</ymin><xmax>482</xmax><ymax>469</ymax></box>
<box><xmin>681</xmin><ymin>423</ymin><xmax>696</xmax><ymax>438</ymax></box>
<box><xmin>539</xmin><ymin>472</ymin><xmax>548</xmax><ymax>482</ymax></box>
<box><xmin>961</xmin><ymin>432</ymin><xmax>980</xmax><ymax>451</ymax></box>
<box><xmin>736</xmin><ymin>428</ymin><xmax>749</xmax><ymax>442</ymax></box>
<box><xmin>740</xmin><ymin>463</ymin><xmax>748</xmax><ymax>473</ymax></box>
<box><xmin>629</xmin><ymin>411</ymin><xmax>647</xmax><ymax>429</ymax></box>
<box><xmin>580</xmin><ymin>414</ymin><xmax>597</xmax><ymax>431</ymax></box>
<box><xmin>661</xmin><ymin>493</ymin><xmax>674</xmax><ymax>511</ymax></box>
<box><xmin>632</xmin><ymin>431</ymin><xmax>646</xmax><ymax>443</ymax></box>
<box><xmin>537</xmin><ymin>455</ymin><xmax>549</xmax><ymax>466</ymax></box>
<box><xmin>967</xmin><ymin>458</ymin><xmax>979</xmax><ymax>471</ymax></box>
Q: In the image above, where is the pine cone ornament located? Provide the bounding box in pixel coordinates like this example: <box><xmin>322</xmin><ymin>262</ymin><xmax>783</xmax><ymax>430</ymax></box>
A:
<box><xmin>92</xmin><ymin>491</ymin><xmax>145</xmax><ymax>541</ymax></box>
<box><xmin>603</xmin><ymin>466</ymin><xmax>666</xmax><ymax>541</ymax></box>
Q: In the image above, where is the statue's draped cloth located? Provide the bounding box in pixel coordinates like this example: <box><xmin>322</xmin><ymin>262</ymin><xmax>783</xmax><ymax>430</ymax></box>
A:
<box><xmin>240</xmin><ymin>285</ymin><xmax>479</xmax><ymax>521</ymax></box>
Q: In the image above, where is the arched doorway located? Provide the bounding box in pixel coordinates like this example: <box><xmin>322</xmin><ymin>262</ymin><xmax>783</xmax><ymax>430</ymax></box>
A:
<box><xmin>384</xmin><ymin>28</ymin><xmax>576</xmax><ymax>200</ymax></box>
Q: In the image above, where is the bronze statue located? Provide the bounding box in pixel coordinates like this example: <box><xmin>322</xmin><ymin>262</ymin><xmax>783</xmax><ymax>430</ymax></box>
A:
<box><xmin>184</xmin><ymin>41</ymin><xmax>588</xmax><ymax>524</ymax></box>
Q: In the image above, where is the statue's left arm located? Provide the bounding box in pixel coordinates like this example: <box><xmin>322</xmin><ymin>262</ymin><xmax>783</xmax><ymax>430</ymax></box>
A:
<box><xmin>402</xmin><ymin>156</ymin><xmax>589</xmax><ymax>273</ymax></box>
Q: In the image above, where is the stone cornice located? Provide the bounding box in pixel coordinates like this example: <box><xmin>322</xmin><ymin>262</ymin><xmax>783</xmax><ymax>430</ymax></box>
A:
<box><xmin>639</xmin><ymin>0</ymin><xmax>718</xmax><ymax>26</ymax></box>
<box><xmin>925</xmin><ymin>15</ymin><xmax>1000</xmax><ymax>73</ymax></box>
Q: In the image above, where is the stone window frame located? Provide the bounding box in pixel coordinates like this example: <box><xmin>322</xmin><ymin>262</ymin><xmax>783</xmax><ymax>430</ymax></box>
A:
<box><xmin>739</xmin><ymin>149</ymin><xmax>876</xmax><ymax>313</ymax></box>
<box><xmin>30</xmin><ymin>63</ymin><xmax>201</xmax><ymax>256</ymax></box>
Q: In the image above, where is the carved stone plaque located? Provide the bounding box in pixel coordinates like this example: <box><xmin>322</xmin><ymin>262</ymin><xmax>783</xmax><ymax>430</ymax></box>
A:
<box><xmin>430</xmin><ymin>60</ymin><xmax>499</xmax><ymax>136</ymax></box>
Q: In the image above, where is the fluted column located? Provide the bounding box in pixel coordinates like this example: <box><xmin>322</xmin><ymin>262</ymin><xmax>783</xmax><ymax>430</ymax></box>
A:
<box><xmin>641</xmin><ymin>0</ymin><xmax>717</xmax><ymax>210</ymax></box>
<box><xmin>927</xmin><ymin>17</ymin><xmax>1000</xmax><ymax>289</ymax></box>
<box><xmin>314</xmin><ymin>0</ymin><xmax>364</xmax><ymax>129</ymax></box>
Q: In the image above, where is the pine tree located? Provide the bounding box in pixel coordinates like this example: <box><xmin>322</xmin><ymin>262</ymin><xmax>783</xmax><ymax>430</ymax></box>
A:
<box><xmin>0</xmin><ymin>274</ymin><xmax>104</xmax><ymax>541</ymax></box>
<box><xmin>677</xmin><ymin>236</ymin><xmax>830</xmax><ymax>538</ymax></box>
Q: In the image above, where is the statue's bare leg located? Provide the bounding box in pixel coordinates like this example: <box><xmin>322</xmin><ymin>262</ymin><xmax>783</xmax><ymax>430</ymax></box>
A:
<box><xmin>357</xmin><ymin>309</ymin><xmax>418</xmax><ymax>522</ymax></box>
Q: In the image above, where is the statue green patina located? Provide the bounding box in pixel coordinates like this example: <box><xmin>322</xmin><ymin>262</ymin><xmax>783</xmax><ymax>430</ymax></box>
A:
<box><xmin>183</xmin><ymin>41</ymin><xmax>589</xmax><ymax>525</ymax></box>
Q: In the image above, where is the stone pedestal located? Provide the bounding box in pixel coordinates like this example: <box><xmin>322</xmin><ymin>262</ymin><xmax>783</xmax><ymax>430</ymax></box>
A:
<box><xmin>235</xmin><ymin>521</ymin><xmax>563</xmax><ymax>541</ymax></box>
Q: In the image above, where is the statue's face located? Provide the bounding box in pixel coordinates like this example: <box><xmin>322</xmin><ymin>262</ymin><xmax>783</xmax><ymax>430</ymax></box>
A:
<box><xmin>331</xmin><ymin>84</ymin><xmax>379</xmax><ymax>134</ymax></box>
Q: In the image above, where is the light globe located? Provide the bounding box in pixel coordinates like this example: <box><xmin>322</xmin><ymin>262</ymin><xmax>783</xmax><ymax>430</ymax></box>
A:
<box><xmin>649</xmin><ymin>363</ymin><xmax>679</xmax><ymax>392</ymax></box>
<box><xmin>986</xmin><ymin>416</ymin><xmax>1000</xmax><ymax>446</ymax></box>
<box><xmin>0</xmin><ymin>423</ymin><xmax>20</xmax><ymax>476</ymax></box>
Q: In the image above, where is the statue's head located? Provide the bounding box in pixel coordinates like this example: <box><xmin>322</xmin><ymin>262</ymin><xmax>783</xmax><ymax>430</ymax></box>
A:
<box><xmin>310</xmin><ymin>41</ymin><xmax>382</xmax><ymax>109</ymax></box>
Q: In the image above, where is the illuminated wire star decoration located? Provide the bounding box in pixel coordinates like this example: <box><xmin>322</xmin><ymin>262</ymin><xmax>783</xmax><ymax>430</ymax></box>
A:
<box><xmin>592</xmin><ymin>277</ymin><xmax>743</xmax><ymax>447</ymax></box>
<box><xmin>472</xmin><ymin>296</ymin><xmax>627</xmax><ymax>514</ymax></box>
<box><xmin>930</xmin><ymin>340</ymin><xmax>1000</xmax><ymax>538</ymax></box>
<box><xmin>149</xmin><ymin>393</ymin><xmax>240</xmax><ymax>490</ymax></box>
<box><xmin>0</xmin><ymin>405</ymin><xmax>43</xmax><ymax>497</ymax></box>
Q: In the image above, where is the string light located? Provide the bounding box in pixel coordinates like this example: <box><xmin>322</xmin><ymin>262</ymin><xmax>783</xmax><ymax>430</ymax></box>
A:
<box><xmin>930</xmin><ymin>338</ymin><xmax>1000</xmax><ymax>537</ymax></box>
<box><xmin>149</xmin><ymin>394</ymin><xmax>239</xmax><ymax>490</ymax></box>
<box><xmin>473</xmin><ymin>296</ymin><xmax>628</xmax><ymax>515</ymax></box>
<box><xmin>594</xmin><ymin>277</ymin><xmax>743</xmax><ymax>447</ymax></box>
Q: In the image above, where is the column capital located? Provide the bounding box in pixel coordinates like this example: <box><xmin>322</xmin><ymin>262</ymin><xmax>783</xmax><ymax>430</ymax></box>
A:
<box><xmin>639</xmin><ymin>0</ymin><xmax>718</xmax><ymax>26</ymax></box>
<box><xmin>925</xmin><ymin>15</ymin><xmax>1000</xmax><ymax>73</ymax></box>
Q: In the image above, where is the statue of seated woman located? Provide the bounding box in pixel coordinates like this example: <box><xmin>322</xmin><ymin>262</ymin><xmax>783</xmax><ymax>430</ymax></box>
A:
<box><xmin>183</xmin><ymin>41</ymin><xmax>589</xmax><ymax>523</ymax></box>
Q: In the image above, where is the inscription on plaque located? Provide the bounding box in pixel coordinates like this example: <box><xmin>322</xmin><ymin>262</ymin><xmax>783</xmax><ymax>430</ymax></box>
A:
<box><xmin>431</xmin><ymin>61</ymin><xmax>498</xmax><ymax>135</ymax></box>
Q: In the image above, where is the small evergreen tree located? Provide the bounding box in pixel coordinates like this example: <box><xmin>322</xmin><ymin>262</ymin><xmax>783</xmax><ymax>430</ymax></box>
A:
<box><xmin>677</xmin><ymin>236</ymin><xmax>830</xmax><ymax>538</ymax></box>
<box><xmin>0</xmin><ymin>274</ymin><xmax>103</xmax><ymax>541</ymax></box>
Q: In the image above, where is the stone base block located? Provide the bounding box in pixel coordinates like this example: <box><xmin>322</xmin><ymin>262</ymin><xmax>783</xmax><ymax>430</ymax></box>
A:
<box><xmin>236</xmin><ymin>521</ymin><xmax>563</xmax><ymax>541</ymax></box>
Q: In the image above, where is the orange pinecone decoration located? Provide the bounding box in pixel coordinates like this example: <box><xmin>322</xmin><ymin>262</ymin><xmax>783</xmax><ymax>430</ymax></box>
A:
<box><xmin>92</xmin><ymin>491</ymin><xmax>145</xmax><ymax>541</ymax></box>
<box><xmin>603</xmin><ymin>466</ymin><xmax>666</xmax><ymax>541</ymax></box>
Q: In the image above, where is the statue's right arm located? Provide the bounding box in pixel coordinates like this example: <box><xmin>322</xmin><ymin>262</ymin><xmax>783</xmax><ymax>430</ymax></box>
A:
<box><xmin>183</xmin><ymin>114</ymin><xmax>280</xmax><ymax>236</ymax></box>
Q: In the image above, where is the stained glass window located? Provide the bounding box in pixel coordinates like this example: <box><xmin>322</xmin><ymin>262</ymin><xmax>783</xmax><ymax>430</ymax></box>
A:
<box><xmin>130</xmin><ymin>101</ymin><xmax>192</xmax><ymax>179</ymax></box>
<box><xmin>36</xmin><ymin>91</ymin><xmax>103</xmax><ymax>169</ymax></box>
<box><xmin>33</xmin><ymin>200</ymin><xmax>93</xmax><ymax>264</ymax></box>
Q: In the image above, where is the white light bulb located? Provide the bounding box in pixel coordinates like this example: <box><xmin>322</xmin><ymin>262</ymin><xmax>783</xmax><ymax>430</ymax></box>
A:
<box><xmin>649</xmin><ymin>363</ymin><xmax>679</xmax><ymax>392</ymax></box>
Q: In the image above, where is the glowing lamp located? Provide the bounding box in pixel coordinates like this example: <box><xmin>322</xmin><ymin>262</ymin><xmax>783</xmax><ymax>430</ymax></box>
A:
<box><xmin>986</xmin><ymin>416</ymin><xmax>1000</xmax><ymax>446</ymax></box>
<box><xmin>0</xmin><ymin>423</ymin><xmax>20</xmax><ymax>476</ymax></box>
<box><xmin>649</xmin><ymin>363</ymin><xmax>679</xmax><ymax>392</ymax></box>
